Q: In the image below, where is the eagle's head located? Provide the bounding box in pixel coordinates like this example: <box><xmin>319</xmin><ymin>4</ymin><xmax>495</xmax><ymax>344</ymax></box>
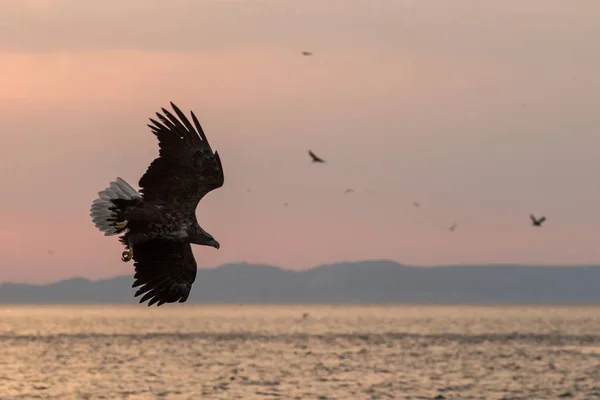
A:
<box><xmin>207</xmin><ymin>238</ymin><xmax>220</xmax><ymax>249</ymax></box>
<box><xmin>191</xmin><ymin>225</ymin><xmax>220</xmax><ymax>249</ymax></box>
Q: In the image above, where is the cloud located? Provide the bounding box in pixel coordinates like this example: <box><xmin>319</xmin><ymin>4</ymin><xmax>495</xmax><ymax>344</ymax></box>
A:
<box><xmin>0</xmin><ymin>0</ymin><xmax>399</xmax><ymax>53</ymax></box>
<box><xmin>0</xmin><ymin>0</ymin><xmax>599</xmax><ymax>65</ymax></box>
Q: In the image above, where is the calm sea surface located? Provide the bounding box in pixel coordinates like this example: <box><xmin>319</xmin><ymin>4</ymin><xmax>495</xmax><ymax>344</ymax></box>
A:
<box><xmin>1</xmin><ymin>304</ymin><xmax>600</xmax><ymax>399</ymax></box>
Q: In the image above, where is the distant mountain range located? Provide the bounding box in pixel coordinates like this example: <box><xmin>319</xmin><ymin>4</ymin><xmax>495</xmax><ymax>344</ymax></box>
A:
<box><xmin>1</xmin><ymin>260</ymin><xmax>600</xmax><ymax>304</ymax></box>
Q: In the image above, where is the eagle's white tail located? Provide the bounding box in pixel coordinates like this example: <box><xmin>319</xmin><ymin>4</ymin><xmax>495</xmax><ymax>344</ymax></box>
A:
<box><xmin>90</xmin><ymin>177</ymin><xmax>142</xmax><ymax>236</ymax></box>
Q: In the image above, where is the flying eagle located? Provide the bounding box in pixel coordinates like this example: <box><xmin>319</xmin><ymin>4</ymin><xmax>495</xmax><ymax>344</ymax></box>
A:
<box><xmin>89</xmin><ymin>102</ymin><xmax>224</xmax><ymax>306</ymax></box>
<box><xmin>530</xmin><ymin>214</ymin><xmax>546</xmax><ymax>227</ymax></box>
<box><xmin>308</xmin><ymin>150</ymin><xmax>325</xmax><ymax>163</ymax></box>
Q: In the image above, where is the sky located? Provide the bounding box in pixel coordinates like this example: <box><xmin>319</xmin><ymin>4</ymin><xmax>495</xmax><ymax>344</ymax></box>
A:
<box><xmin>1</xmin><ymin>0</ymin><xmax>600</xmax><ymax>283</ymax></box>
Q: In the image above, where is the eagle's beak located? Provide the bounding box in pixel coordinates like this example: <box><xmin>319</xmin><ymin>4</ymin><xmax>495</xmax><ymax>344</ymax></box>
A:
<box><xmin>211</xmin><ymin>240</ymin><xmax>220</xmax><ymax>250</ymax></box>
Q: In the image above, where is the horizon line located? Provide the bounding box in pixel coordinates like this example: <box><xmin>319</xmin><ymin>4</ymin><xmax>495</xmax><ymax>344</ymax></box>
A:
<box><xmin>3</xmin><ymin>259</ymin><xmax>600</xmax><ymax>286</ymax></box>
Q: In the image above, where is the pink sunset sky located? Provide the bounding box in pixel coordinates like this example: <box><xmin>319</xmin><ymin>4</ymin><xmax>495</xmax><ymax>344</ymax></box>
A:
<box><xmin>1</xmin><ymin>0</ymin><xmax>600</xmax><ymax>283</ymax></box>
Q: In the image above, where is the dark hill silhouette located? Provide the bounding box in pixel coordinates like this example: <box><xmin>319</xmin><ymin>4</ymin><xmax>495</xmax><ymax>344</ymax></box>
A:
<box><xmin>1</xmin><ymin>260</ymin><xmax>600</xmax><ymax>304</ymax></box>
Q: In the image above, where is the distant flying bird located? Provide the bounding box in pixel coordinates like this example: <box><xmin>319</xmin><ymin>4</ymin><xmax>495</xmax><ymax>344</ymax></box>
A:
<box><xmin>413</xmin><ymin>201</ymin><xmax>420</xmax><ymax>207</ymax></box>
<box><xmin>47</xmin><ymin>250</ymin><xmax>55</xmax><ymax>255</ymax></box>
<box><xmin>344</xmin><ymin>188</ymin><xmax>354</xmax><ymax>194</ymax></box>
<box><xmin>301</xmin><ymin>51</ymin><xmax>313</xmax><ymax>56</ymax></box>
<box><xmin>283</xmin><ymin>202</ymin><xmax>288</xmax><ymax>207</ymax></box>
<box><xmin>448</xmin><ymin>223</ymin><xmax>457</xmax><ymax>232</ymax></box>
<box><xmin>530</xmin><ymin>214</ymin><xmax>546</xmax><ymax>227</ymax></box>
<box><xmin>308</xmin><ymin>150</ymin><xmax>325</xmax><ymax>163</ymax></box>
<box><xmin>90</xmin><ymin>102</ymin><xmax>224</xmax><ymax>307</ymax></box>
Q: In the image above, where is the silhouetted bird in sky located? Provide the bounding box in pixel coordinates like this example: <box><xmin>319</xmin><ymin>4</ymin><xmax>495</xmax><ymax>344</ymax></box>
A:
<box><xmin>413</xmin><ymin>201</ymin><xmax>420</xmax><ymax>207</ymax></box>
<box><xmin>530</xmin><ymin>214</ymin><xmax>546</xmax><ymax>227</ymax></box>
<box><xmin>344</xmin><ymin>188</ymin><xmax>354</xmax><ymax>194</ymax></box>
<box><xmin>308</xmin><ymin>150</ymin><xmax>325</xmax><ymax>163</ymax></box>
<box><xmin>301</xmin><ymin>51</ymin><xmax>313</xmax><ymax>56</ymax></box>
<box><xmin>283</xmin><ymin>202</ymin><xmax>288</xmax><ymax>207</ymax></box>
<box><xmin>47</xmin><ymin>250</ymin><xmax>55</xmax><ymax>255</ymax></box>
<box><xmin>449</xmin><ymin>223</ymin><xmax>457</xmax><ymax>232</ymax></box>
<box><xmin>90</xmin><ymin>102</ymin><xmax>224</xmax><ymax>307</ymax></box>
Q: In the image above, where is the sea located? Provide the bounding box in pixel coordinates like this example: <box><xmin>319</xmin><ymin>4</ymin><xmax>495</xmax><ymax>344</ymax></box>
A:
<box><xmin>1</xmin><ymin>304</ymin><xmax>599</xmax><ymax>399</ymax></box>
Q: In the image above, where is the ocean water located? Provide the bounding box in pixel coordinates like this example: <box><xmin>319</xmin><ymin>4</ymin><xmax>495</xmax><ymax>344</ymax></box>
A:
<box><xmin>1</xmin><ymin>304</ymin><xmax>599</xmax><ymax>399</ymax></box>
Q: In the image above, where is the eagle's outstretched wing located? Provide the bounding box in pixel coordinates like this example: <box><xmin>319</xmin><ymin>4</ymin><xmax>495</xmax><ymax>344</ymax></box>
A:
<box><xmin>308</xmin><ymin>150</ymin><xmax>325</xmax><ymax>163</ymax></box>
<box><xmin>131</xmin><ymin>239</ymin><xmax>197</xmax><ymax>306</ymax></box>
<box><xmin>139</xmin><ymin>102</ymin><xmax>224</xmax><ymax>214</ymax></box>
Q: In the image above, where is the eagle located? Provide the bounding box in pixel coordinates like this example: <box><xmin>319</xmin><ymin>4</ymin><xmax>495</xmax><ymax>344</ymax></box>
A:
<box><xmin>89</xmin><ymin>102</ymin><xmax>224</xmax><ymax>306</ymax></box>
<box><xmin>530</xmin><ymin>214</ymin><xmax>546</xmax><ymax>227</ymax></box>
<box><xmin>308</xmin><ymin>150</ymin><xmax>325</xmax><ymax>163</ymax></box>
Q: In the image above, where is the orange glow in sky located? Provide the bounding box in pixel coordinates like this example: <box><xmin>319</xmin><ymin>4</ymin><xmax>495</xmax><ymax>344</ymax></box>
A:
<box><xmin>1</xmin><ymin>0</ymin><xmax>600</xmax><ymax>283</ymax></box>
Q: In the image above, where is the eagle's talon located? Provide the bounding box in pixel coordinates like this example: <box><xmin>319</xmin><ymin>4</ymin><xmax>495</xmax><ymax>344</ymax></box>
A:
<box><xmin>115</xmin><ymin>220</ymin><xmax>128</xmax><ymax>230</ymax></box>
<box><xmin>121</xmin><ymin>246</ymin><xmax>133</xmax><ymax>262</ymax></box>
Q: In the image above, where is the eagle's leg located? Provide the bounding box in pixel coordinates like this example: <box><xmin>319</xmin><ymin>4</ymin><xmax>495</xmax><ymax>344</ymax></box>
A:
<box><xmin>115</xmin><ymin>220</ymin><xmax>128</xmax><ymax>230</ymax></box>
<box><xmin>121</xmin><ymin>246</ymin><xmax>133</xmax><ymax>262</ymax></box>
